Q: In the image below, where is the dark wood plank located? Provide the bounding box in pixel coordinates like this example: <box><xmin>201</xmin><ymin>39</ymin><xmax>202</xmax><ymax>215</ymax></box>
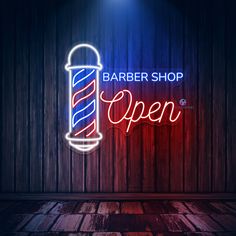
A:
<box><xmin>57</xmin><ymin>0</ymin><xmax>71</xmax><ymax>193</ymax></box>
<box><xmin>226</xmin><ymin>0</ymin><xmax>236</xmax><ymax>192</ymax></box>
<box><xmin>0</xmin><ymin>201</ymin><xmax>16</xmax><ymax>212</ymax></box>
<box><xmin>143</xmin><ymin>201</ymin><xmax>177</xmax><ymax>214</ymax></box>
<box><xmin>43</xmin><ymin>0</ymin><xmax>58</xmax><ymax>192</ymax></box>
<box><xmin>49</xmin><ymin>201</ymin><xmax>77</xmax><ymax>214</ymax></box>
<box><xmin>0</xmin><ymin>214</ymin><xmax>33</xmax><ymax>232</ymax></box>
<box><xmin>4</xmin><ymin>201</ymin><xmax>53</xmax><ymax>214</ymax></box>
<box><xmin>160</xmin><ymin>214</ymin><xmax>196</xmax><ymax>232</ymax></box>
<box><xmin>121</xmin><ymin>202</ymin><xmax>143</xmax><ymax>214</ymax></box>
<box><xmin>70</xmin><ymin>0</ymin><xmax>85</xmax><ymax>192</ymax></box>
<box><xmin>187</xmin><ymin>233</ymin><xmax>215</xmax><ymax>236</ymax></box>
<box><xmin>197</xmin><ymin>1</ymin><xmax>212</xmax><ymax>192</ymax></box>
<box><xmin>1</xmin><ymin>0</ymin><xmax>15</xmax><ymax>193</ymax></box>
<box><xmin>184</xmin><ymin>201</ymin><xmax>217</xmax><ymax>214</ymax></box>
<box><xmin>170</xmin><ymin>201</ymin><xmax>191</xmax><ymax>214</ymax></box>
<box><xmin>29</xmin><ymin>0</ymin><xmax>43</xmax><ymax>192</ymax></box>
<box><xmin>108</xmin><ymin>214</ymin><xmax>166</xmax><ymax>232</ymax></box>
<box><xmin>93</xmin><ymin>233</ymin><xmax>122</xmax><ymax>236</ymax></box>
<box><xmin>80</xmin><ymin>214</ymin><xmax>109</xmax><ymax>232</ymax></box>
<box><xmin>35</xmin><ymin>201</ymin><xmax>57</xmax><ymax>214</ymax></box>
<box><xmin>155</xmin><ymin>0</ymin><xmax>171</xmax><ymax>192</ymax></box>
<box><xmin>211</xmin><ymin>214</ymin><xmax>236</xmax><ymax>231</ymax></box>
<box><xmin>24</xmin><ymin>214</ymin><xmax>58</xmax><ymax>232</ymax></box>
<box><xmin>127</xmin><ymin>12</ymin><xmax>142</xmax><ymax>193</ymax></box>
<box><xmin>225</xmin><ymin>202</ymin><xmax>236</xmax><ymax>210</ymax></box>
<box><xmin>2</xmin><ymin>233</ymin><xmax>30</xmax><ymax>236</ymax></box>
<box><xmin>141</xmin><ymin>12</ymin><xmax>156</xmax><ymax>193</ymax></box>
<box><xmin>97</xmin><ymin>202</ymin><xmax>120</xmax><ymax>214</ymax></box>
<box><xmin>183</xmin><ymin>0</ymin><xmax>198</xmax><ymax>192</ymax></box>
<box><xmin>113</xmin><ymin>8</ymin><xmax>128</xmax><ymax>193</ymax></box>
<box><xmin>210</xmin><ymin>202</ymin><xmax>236</xmax><ymax>214</ymax></box>
<box><xmin>51</xmin><ymin>214</ymin><xmax>83</xmax><ymax>232</ymax></box>
<box><xmin>84</xmin><ymin>1</ymin><xmax>101</xmax><ymax>192</ymax></box>
<box><xmin>124</xmin><ymin>233</ymin><xmax>152</xmax><ymax>236</ymax></box>
<box><xmin>186</xmin><ymin>214</ymin><xmax>223</xmax><ymax>232</ymax></box>
<box><xmin>212</xmin><ymin>0</ymin><xmax>226</xmax><ymax>192</ymax></box>
<box><xmin>99</xmin><ymin>2</ymin><xmax>114</xmax><ymax>193</ymax></box>
<box><xmin>74</xmin><ymin>201</ymin><xmax>98</xmax><ymax>214</ymax></box>
<box><xmin>15</xmin><ymin>0</ymin><xmax>30</xmax><ymax>192</ymax></box>
<box><xmin>169</xmin><ymin>1</ymin><xmax>184</xmax><ymax>193</ymax></box>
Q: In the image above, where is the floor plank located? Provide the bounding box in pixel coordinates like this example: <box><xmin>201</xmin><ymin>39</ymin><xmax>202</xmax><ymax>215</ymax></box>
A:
<box><xmin>35</xmin><ymin>201</ymin><xmax>58</xmax><ymax>214</ymax></box>
<box><xmin>211</xmin><ymin>214</ymin><xmax>236</xmax><ymax>231</ymax></box>
<box><xmin>186</xmin><ymin>214</ymin><xmax>223</xmax><ymax>232</ymax></box>
<box><xmin>92</xmin><ymin>233</ymin><xmax>122</xmax><ymax>236</ymax></box>
<box><xmin>160</xmin><ymin>214</ymin><xmax>196</xmax><ymax>232</ymax></box>
<box><xmin>186</xmin><ymin>233</ymin><xmax>215</xmax><ymax>236</ymax></box>
<box><xmin>80</xmin><ymin>214</ymin><xmax>109</xmax><ymax>232</ymax></box>
<box><xmin>97</xmin><ymin>202</ymin><xmax>120</xmax><ymax>214</ymax></box>
<box><xmin>51</xmin><ymin>214</ymin><xmax>83</xmax><ymax>232</ymax></box>
<box><xmin>184</xmin><ymin>202</ymin><xmax>217</xmax><ymax>214</ymax></box>
<box><xmin>4</xmin><ymin>201</ymin><xmax>51</xmax><ymax>214</ymax></box>
<box><xmin>170</xmin><ymin>202</ymin><xmax>191</xmax><ymax>214</ymax></box>
<box><xmin>108</xmin><ymin>215</ymin><xmax>166</xmax><ymax>232</ymax></box>
<box><xmin>225</xmin><ymin>202</ymin><xmax>236</xmax><ymax>210</ymax></box>
<box><xmin>210</xmin><ymin>202</ymin><xmax>236</xmax><ymax>214</ymax></box>
<box><xmin>0</xmin><ymin>201</ymin><xmax>17</xmax><ymax>212</ymax></box>
<box><xmin>143</xmin><ymin>201</ymin><xmax>177</xmax><ymax>214</ymax></box>
<box><xmin>121</xmin><ymin>202</ymin><xmax>144</xmax><ymax>214</ymax></box>
<box><xmin>124</xmin><ymin>233</ymin><xmax>153</xmax><ymax>236</ymax></box>
<box><xmin>49</xmin><ymin>201</ymin><xmax>78</xmax><ymax>214</ymax></box>
<box><xmin>24</xmin><ymin>214</ymin><xmax>58</xmax><ymax>232</ymax></box>
<box><xmin>74</xmin><ymin>201</ymin><xmax>98</xmax><ymax>214</ymax></box>
<box><xmin>0</xmin><ymin>214</ymin><xmax>33</xmax><ymax>232</ymax></box>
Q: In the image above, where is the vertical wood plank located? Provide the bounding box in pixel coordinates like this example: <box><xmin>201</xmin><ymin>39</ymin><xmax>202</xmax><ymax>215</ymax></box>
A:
<box><xmin>198</xmin><ymin>2</ymin><xmax>212</xmax><ymax>192</ymax></box>
<box><xmin>15</xmin><ymin>0</ymin><xmax>30</xmax><ymax>192</ymax></box>
<box><xmin>1</xmin><ymin>1</ymin><xmax>15</xmax><ymax>192</ymax></box>
<box><xmin>44</xmin><ymin>0</ymin><xmax>58</xmax><ymax>192</ymax></box>
<box><xmin>113</xmin><ymin>7</ymin><xmax>128</xmax><ymax>193</ymax></box>
<box><xmin>29</xmin><ymin>0</ymin><xmax>43</xmax><ymax>192</ymax></box>
<box><xmin>99</xmin><ymin>2</ymin><xmax>114</xmax><ymax>192</ymax></box>
<box><xmin>226</xmin><ymin>0</ymin><xmax>236</xmax><ymax>192</ymax></box>
<box><xmin>169</xmin><ymin>5</ymin><xmax>184</xmax><ymax>192</ymax></box>
<box><xmin>127</xmin><ymin>7</ymin><xmax>142</xmax><ymax>192</ymax></box>
<box><xmin>70</xmin><ymin>0</ymin><xmax>85</xmax><ymax>192</ymax></box>
<box><xmin>183</xmin><ymin>0</ymin><xmax>198</xmax><ymax>192</ymax></box>
<box><xmin>85</xmin><ymin>1</ymin><xmax>100</xmax><ymax>192</ymax></box>
<box><xmin>212</xmin><ymin>0</ymin><xmax>226</xmax><ymax>192</ymax></box>
<box><xmin>141</xmin><ymin>8</ymin><xmax>156</xmax><ymax>193</ymax></box>
<box><xmin>155</xmin><ymin>1</ymin><xmax>171</xmax><ymax>192</ymax></box>
<box><xmin>57</xmin><ymin>0</ymin><xmax>71</xmax><ymax>192</ymax></box>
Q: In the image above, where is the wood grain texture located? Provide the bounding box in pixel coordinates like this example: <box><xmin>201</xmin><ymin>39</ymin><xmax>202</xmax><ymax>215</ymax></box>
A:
<box><xmin>70</xmin><ymin>0</ymin><xmax>85</xmax><ymax>193</ymax></box>
<box><xmin>183</xmin><ymin>0</ymin><xmax>198</xmax><ymax>193</ymax></box>
<box><xmin>197</xmin><ymin>1</ymin><xmax>212</xmax><ymax>192</ymax></box>
<box><xmin>0</xmin><ymin>0</ymin><xmax>235</xmax><ymax>194</ymax></box>
<box><xmin>43</xmin><ymin>0</ymin><xmax>58</xmax><ymax>192</ymax></box>
<box><xmin>226</xmin><ymin>0</ymin><xmax>236</xmax><ymax>192</ymax></box>
<box><xmin>15</xmin><ymin>0</ymin><xmax>30</xmax><ymax>192</ymax></box>
<box><xmin>57</xmin><ymin>0</ymin><xmax>71</xmax><ymax>193</ymax></box>
<box><xmin>1</xmin><ymin>0</ymin><xmax>15</xmax><ymax>192</ymax></box>
<box><xmin>29</xmin><ymin>0</ymin><xmax>44</xmax><ymax>192</ymax></box>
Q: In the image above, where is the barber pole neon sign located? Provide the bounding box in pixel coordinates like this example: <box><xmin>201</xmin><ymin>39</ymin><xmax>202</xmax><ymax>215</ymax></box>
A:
<box><xmin>65</xmin><ymin>43</ymin><xmax>183</xmax><ymax>152</ymax></box>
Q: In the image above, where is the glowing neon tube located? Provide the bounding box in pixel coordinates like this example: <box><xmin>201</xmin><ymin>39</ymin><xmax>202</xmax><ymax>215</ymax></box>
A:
<box><xmin>65</xmin><ymin>44</ymin><xmax>103</xmax><ymax>152</ymax></box>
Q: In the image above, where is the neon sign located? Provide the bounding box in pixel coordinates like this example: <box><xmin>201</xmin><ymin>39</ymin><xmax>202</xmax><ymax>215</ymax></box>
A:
<box><xmin>65</xmin><ymin>44</ymin><xmax>103</xmax><ymax>152</ymax></box>
<box><xmin>65</xmin><ymin>43</ymin><xmax>183</xmax><ymax>152</ymax></box>
<box><xmin>100</xmin><ymin>89</ymin><xmax>181</xmax><ymax>133</ymax></box>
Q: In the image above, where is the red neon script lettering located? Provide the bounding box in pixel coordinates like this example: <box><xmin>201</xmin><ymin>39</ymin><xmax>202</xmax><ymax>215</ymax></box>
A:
<box><xmin>100</xmin><ymin>89</ymin><xmax>182</xmax><ymax>132</ymax></box>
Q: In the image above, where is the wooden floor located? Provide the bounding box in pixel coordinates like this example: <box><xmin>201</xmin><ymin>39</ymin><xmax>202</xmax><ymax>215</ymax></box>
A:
<box><xmin>0</xmin><ymin>200</ymin><xmax>236</xmax><ymax>235</ymax></box>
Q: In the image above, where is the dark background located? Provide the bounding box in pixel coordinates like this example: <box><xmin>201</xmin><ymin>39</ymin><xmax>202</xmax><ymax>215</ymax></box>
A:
<box><xmin>0</xmin><ymin>0</ymin><xmax>236</xmax><ymax>194</ymax></box>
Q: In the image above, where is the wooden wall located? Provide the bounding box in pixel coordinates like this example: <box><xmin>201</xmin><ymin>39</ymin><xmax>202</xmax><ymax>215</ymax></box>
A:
<box><xmin>1</xmin><ymin>0</ymin><xmax>236</xmax><ymax>193</ymax></box>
